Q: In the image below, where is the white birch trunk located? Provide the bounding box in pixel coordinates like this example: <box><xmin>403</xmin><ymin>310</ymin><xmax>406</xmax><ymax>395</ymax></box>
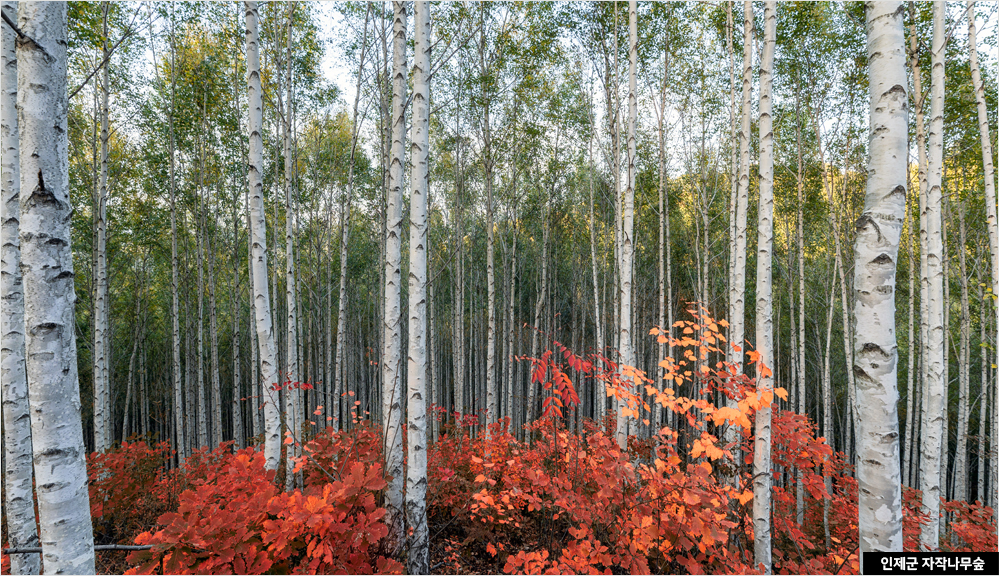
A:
<box><xmin>821</xmin><ymin>262</ymin><xmax>837</xmax><ymax>549</ymax></box>
<box><xmin>478</xmin><ymin>8</ymin><xmax>497</xmax><ymax>426</ymax></box>
<box><xmin>920</xmin><ymin>0</ymin><xmax>946</xmax><ymax>551</ymax></box>
<box><xmin>405</xmin><ymin>5</ymin><xmax>430</xmax><ymax>569</ymax></box>
<box><xmin>244</xmin><ymin>1</ymin><xmax>281</xmax><ymax>470</ymax></box>
<box><xmin>196</xmin><ymin>126</ymin><xmax>207</xmax><ymax>450</ymax></box>
<box><xmin>977</xmin><ymin>287</ymin><xmax>988</xmax><ymax>503</ymax></box>
<box><xmin>1</xmin><ymin>3</ymin><xmax>40</xmax><ymax>569</ymax></box>
<box><xmin>168</xmin><ymin>7</ymin><xmax>185</xmax><ymax>465</ymax></box>
<box><xmin>723</xmin><ymin>0</ymin><xmax>752</xmax><ymax>476</ymax></box>
<box><xmin>616</xmin><ymin>0</ymin><xmax>637</xmax><ymax>450</ymax></box>
<box><xmin>283</xmin><ymin>5</ymin><xmax>300</xmax><ymax>491</ymax></box>
<box><xmin>954</xmin><ymin>204</ymin><xmax>969</xmax><ymax>504</ymax></box>
<box><xmin>92</xmin><ymin>1</ymin><xmax>110</xmax><ymax>453</ymax></box>
<box><xmin>382</xmin><ymin>0</ymin><xmax>406</xmax><ymax>553</ymax></box>
<box><xmin>334</xmin><ymin>7</ymin><xmax>370</xmax><ymax>432</ymax></box>
<box><xmin>17</xmin><ymin>2</ymin><xmax>95</xmax><ymax>570</ymax></box>
<box><xmin>587</xmin><ymin>92</ymin><xmax>604</xmax><ymax>415</ymax></box>
<box><xmin>752</xmin><ymin>6</ymin><xmax>775</xmax><ymax>571</ymax></box>
<box><xmin>208</xmin><ymin>193</ymin><xmax>221</xmax><ymax>448</ymax></box>
<box><xmin>854</xmin><ymin>0</ymin><xmax>906</xmax><ymax>556</ymax></box>
<box><xmin>967</xmin><ymin>0</ymin><xmax>999</xmax><ymax>529</ymax></box>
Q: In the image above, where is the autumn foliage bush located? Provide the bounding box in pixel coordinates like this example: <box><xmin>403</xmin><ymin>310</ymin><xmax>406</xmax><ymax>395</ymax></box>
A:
<box><xmin>122</xmin><ymin>425</ymin><xmax>402</xmax><ymax>575</ymax></box>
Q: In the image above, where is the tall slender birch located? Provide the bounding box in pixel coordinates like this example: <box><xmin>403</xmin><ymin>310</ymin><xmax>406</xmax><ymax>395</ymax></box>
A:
<box><xmin>752</xmin><ymin>5</ymin><xmax>775</xmax><ymax>572</ymax></box>
<box><xmin>1</xmin><ymin>2</ymin><xmax>40</xmax><ymax>571</ymax></box>
<box><xmin>731</xmin><ymin>0</ymin><xmax>752</xmax><ymax>389</ymax></box>
<box><xmin>854</xmin><ymin>0</ymin><xmax>906</xmax><ymax>556</ymax></box>
<box><xmin>335</xmin><ymin>5</ymin><xmax>371</xmax><ymax>431</ymax></box>
<box><xmin>93</xmin><ymin>1</ymin><xmax>111</xmax><ymax>452</ymax></box>
<box><xmin>382</xmin><ymin>0</ymin><xmax>406</xmax><ymax>553</ymax></box>
<box><xmin>167</xmin><ymin>5</ymin><xmax>185</xmax><ymax>465</ymax></box>
<box><xmin>283</xmin><ymin>3</ymin><xmax>300</xmax><ymax>491</ymax></box>
<box><xmin>954</xmin><ymin>203</ymin><xmax>970</xmax><ymax>503</ymax></box>
<box><xmin>406</xmin><ymin>4</ymin><xmax>430</xmax><ymax>570</ymax></box>
<box><xmin>968</xmin><ymin>0</ymin><xmax>999</xmax><ymax>529</ymax></box>
<box><xmin>17</xmin><ymin>2</ymin><xmax>95</xmax><ymax>571</ymax></box>
<box><xmin>920</xmin><ymin>0</ymin><xmax>946</xmax><ymax>551</ymax></box>
<box><xmin>616</xmin><ymin>0</ymin><xmax>638</xmax><ymax>449</ymax></box>
<box><xmin>245</xmin><ymin>1</ymin><xmax>281</xmax><ymax>470</ymax></box>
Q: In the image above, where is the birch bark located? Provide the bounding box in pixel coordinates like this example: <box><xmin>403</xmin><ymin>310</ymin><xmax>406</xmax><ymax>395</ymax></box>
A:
<box><xmin>284</xmin><ymin>4</ymin><xmax>300</xmax><ymax>490</ymax></box>
<box><xmin>17</xmin><ymin>2</ymin><xmax>96</xmax><ymax>570</ymax></box>
<box><xmin>967</xmin><ymin>0</ymin><xmax>999</xmax><ymax>529</ymax></box>
<box><xmin>1</xmin><ymin>2</ymin><xmax>41</xmax><ymax>570</ymax></box>
<box><xmin>920</xmin><ymin>0</ymin><xmax>946</xmax><ymax>551</ymax></box>
<box><xmin>93</xmin><ymin>1</ymin><xmax>110</xmax><ymax>452</ymax></box>
<box><xmin>954</xmin><ymin>203</ymin><xmax>969</xmax><ymax>504</ymax></box>
<box><xmin>854</xmin><ymin>0</ymin><xmax>906</xmax><ymax>555</ymax></box>
<box><xmin>168</xmin><ymin>6</ymin><xmax>185</xmax><ymax>465</ymax></box>
<box><xmin>730</xmin><ymin>0</ymin><xmax>752</xmax><ymax>435</ymax></box>
<box><xmin>616</xmin><ymin>0</ymin><xmax>637</xmax><ymax>449</ymax></box>
<box><xmin>752</xmin><ymin>6</ymin><xmax>775</xmax><ymax>571</ymax></box>
<box><xmin>381</xmin><ymin>0</ymin><xmax>406</xmax><ymax>553</ymax></box>
<box><xmin>406</xmin><ymin>5</ymin><xmax>430</xmax><ymax>570</ymax></box>
<box><xmin>244</xmin><ymin>1</ymin><xmax>281</xmax><ymax>470</ymax></box>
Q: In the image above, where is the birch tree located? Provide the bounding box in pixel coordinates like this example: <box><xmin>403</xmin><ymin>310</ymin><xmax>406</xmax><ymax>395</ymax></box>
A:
<box><xmin>283</xmin><ymin>2</ymin><xmax>300</xmax><ymax>491</ymax></box>
<box><xmin>1</xmin><ymin>2</ymin><xmax>40</xmax><ymax>571</ymax></box>
<box><xmin>335</xmin><ymin>5</ymin><xmax>371</xmax><ymax>433</ymax></box>
<box><xmin>17</xmin><ymin>2</ymin><xmax>95</xmax><ymax>571</ymax></box>
<box><xmin>729</xmin><ymin>0</ymin><xmax>752</xmax><ymax>417</ymax></box>
<box><xmin>406</xmin><ymin>4</ymin><xmax>430</xmax><ymax>570</ymax></box>
<box><xmin>92</xmin><ymin>1</ymin><xmax>111</xmax><ymax>453</ymax></box>
<box><xmin>920</xmin><ymin>0</ymin><xmax>946</xmax><ymax>551</ymax></box>
<box><xmin>752</xmin><ymin>4</ymin><xmax>775</xmax><ymax>572</ymax></box>
<box><xmin>967</xmin><ymin>0</ymin><xmax>999</xmax><ymax>529</ymax></box>
<box><xmin>616</xmin><ymin>0</ymin><xmax>637</xmax><ymax>449</ymax></box>
<box><xmin>245</xmin><ymin>0</ymin><xmax>281</xmax><ymax>471</ymax></box>
<box><xmin>381</xmin><ymin>0</ymin><xmax>407</xmax><ymax>554</ymax></box>
<box><xmin>853</xmin><ymin>0</ymin><xmax>906</xmax><ymax>556</ymax></box>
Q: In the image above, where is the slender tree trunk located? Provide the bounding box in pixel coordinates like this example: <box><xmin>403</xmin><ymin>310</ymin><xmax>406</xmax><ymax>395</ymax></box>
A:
<box><xmin>406</xmin><ymin>5</ymin><xmax>430</xmax><ymax>568</ymax></box>
<box><xmin>245</xmin><ymin>1</ymin><xmax>281</xmax><ymax>470</ymax></box>
<box><xmin>232</xmin><ymin>166</ymin><xmax>244</xmax><ymax>448</ymax></box>
<box><xmin>382</xmin><ymin>0</ymin><xmax>407</xmax><ymax>553</ymax></box>
<box><xmin>977</xmin><ymin>283</ymin><xmax>988</xmax><ymax>503</ymax></box>
<box><xmin>793</xmin><ymin>73</ymin><xmax>807</xmax><ymax>526</ymax></box>
<box><xmin>920</xmin><ymin>0</ymin><xmax>946</xmax><ymax>551</ymax></box>
<box><xmin>724</xmin><ymin>0</ymin><xmax>752</xmax><ymax>476</ymax></box>
<box><xmin>726</xmin><ymin>0</ymin><xmax>737</xmax><ymax>352</ymax></box>
<box><xmin>587</xmin><ymin>89</ymin><xmax>604</xmax><ymax>414</ymax></box>
<box><xmin>615</xmin><ymin>0</ymin><xmax>637</xmax><ymax>449</ymax></box>
<box><xmin>967</xmin><ymin>0</ymin><xmax>999</xmax><ymax>528</ymax></box>
<box><xmin>529</xmin><ymin>205</ymin><xmax>549</xmax><ymax>427</ymax></box>
<box><xmin>208</xmin><ymin>189</ymin><xmax>221</xmax><ymax>448</ymax></box>
<box><xmin>954</xmin><ymin>203</ymin><xmax>970</xmax><ymax>504</ymax></box>
<box><xmin>123</xmin><ymin>291</ymin><xmax>144</xmax><ymax>441</ymax></box>
<box><xmin>283</xmin><ymin>3</ymin><xmax>300</xmax><ymax>491</ymax></box>
<box><xmin>92</xmin><ymin>1</ymin><xmax>111</xmax><ymax>453</ymax></box>
<box><xmin>1</xmin><ymin>4</ymin><xmax>41</xmax><ymax>569</ymax></box>
<box><xmin>505</xmin><ymin>204</ymin><xmax>518</xmax><ymax>429</ymax></box>
<box><xmin>168</xmin><ymin>6</ymin><xmax>185</xmax><ymax>465</ymax></box>
<box><xmin>821</xmin><ymin>258</ymin><xmax>837</xmax><ymax>549</ymax></box>
<box><xmin>17</xmin><ymin>3</ymin><xmax>95</xmax><ymax>570</ymax></box>
<box><xmin>477</xmin><ymin>10</ymin><xmax>498</xmax><ymax>426</ymax></box>
<box><xmin>196</xmin><ymin>111</ymin><xmax>207</xmax><ymax>450</ymax></box>
<box><xmin>854</xmin><ymin>0</ymin><xmax>907</xmax><ymax>556</ymax></box>
<box><xmin>752</xmin><ymin>7</ymin><xmax>775</xmax><ymax>571</ymax></box>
